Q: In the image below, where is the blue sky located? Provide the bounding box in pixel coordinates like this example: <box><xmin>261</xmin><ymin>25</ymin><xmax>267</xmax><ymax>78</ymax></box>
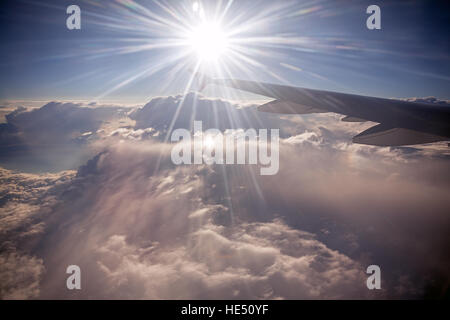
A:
<box><xmin>0</xmin><ymin>0</ymin><xmax>448</xmax><ymax>102</ymax></box>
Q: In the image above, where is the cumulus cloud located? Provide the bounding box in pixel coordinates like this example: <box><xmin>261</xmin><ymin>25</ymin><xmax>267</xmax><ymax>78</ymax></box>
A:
<box><xmin>93</xmin><ymin>220</ymin><xmax>366</xmax><ymax>299</ymax></box>
<box><xmin>401</xmin><ymin>97</ymin><xmax>450</xmax><ymax>105</ymax></box>
<box><xmin>0</xmin><ymin>93</ymin><xmax>449</xmax><ymax>299</ymax></box>
<box><xmin>284</xmin><ymin>131</ymin><xmax>322</xmax><ymax>146</ymax></box>
<box><xmin>0</xmin><ymin>102</ymin><xmax>129</xmax><ymax>172</ymax></box>
<box><xmin>0</xmin><ymin>252</ymin><xmax>44</xmax><ymax>300</ymax></box>
<box><xmin>0</xmin><ymin>167</ymin><xmax>75</xmax><ymax>299</ymax></box>
<box><xmin>109</xmin><ymin>127</ymin><xmax>159</xmax><ymax>141</ymax></box>
<box><xmin>2</xmin><ymin>102</ymin><xmax>125</xmax><ymax>143</ymax></box>
<box><xmin>0</xmin><ymin>167</ymin><xmax>74</xmax><ymax>244</ymax></box>
<box><xmin>129</xmin><ymin>92</ymin><xmax>292</xmax><ymax>137</ymax></box>
<box><xmin>11</xmin><ymin>142</ymin><xmax>367</xmax><ymax>299</ymax></box>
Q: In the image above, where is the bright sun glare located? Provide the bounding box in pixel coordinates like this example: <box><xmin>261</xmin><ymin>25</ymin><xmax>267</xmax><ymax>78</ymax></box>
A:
<box><xmin>90</xmin><ymin>0</ymin><xmax>315</xmax><ymax>100</ymax></box>
<box><xmin>187</xmin><ymin>21</ymin><xmax>229</xmax><ymax>62</ymax></box>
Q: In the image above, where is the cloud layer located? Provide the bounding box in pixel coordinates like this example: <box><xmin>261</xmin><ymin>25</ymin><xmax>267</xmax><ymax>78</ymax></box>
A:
<box><xmin>0</xmin><ymin>102</ymin><xmax>128</xmax><ymax>172</ymax></box>
<box><xmin>0</xmin><ymin>94</ymin><xmax>449</xmax><ymax>299</ymax></box>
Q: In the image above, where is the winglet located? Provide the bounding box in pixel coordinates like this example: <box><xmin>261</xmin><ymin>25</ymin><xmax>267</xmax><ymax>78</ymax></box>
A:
<box><xmin>352</xmin><ymin>124</ymin><xmax>446</xmax><ymax>146</ymax></box>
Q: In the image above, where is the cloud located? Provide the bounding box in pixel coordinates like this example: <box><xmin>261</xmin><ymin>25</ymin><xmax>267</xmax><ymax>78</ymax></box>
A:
<box><xmin>93</xmin><ymin>220</ymin><xmax>367</xmax><ymax>299</ymax></box>
<box><xmin>108</xmin><ymin>127</ymin><xmax>159</xmax><ymax>141</ymax></box>
<box><xmin>283</xmin><ymin>131</ymin><xmax>322</xmax><ymax>146</ymax></box>
<box><xmin>9</xmin><ymin>141</ymin><xmax>366</xmax><ymax>299</ymax></box>
<box><xmin>2</xmin><ymin>102</ymin><xmax>124</xmax><ymax>143</ymax></box>
<box><xmin>129</xmin><ymin>92</ymin><xmax>291</xmax><ymax>137</ymax></box>
<box><xmin>0</xmin><ymin>93</ymin><xmax>449</xmax><ymax>299</ymax></box>
<box><xmin>0</xmin><ymin>167</ymin><xmax>75</xmax><ymax>244</ymax></box>
<box><xmin>401</xmin><ymin>97</ymin><xmax>450</xmax><ymax>105</ymax></box>
<box><xmin>0</xmin><ymin>167</ymin><xmax>75</xmax><ymax>299</ymax></box>
<box><xmin>0</xmin><ymin>102</ymin><xmax>128</xmax><ymax>172</ymax></box>
<box><xmin>0</xmin><ymin>252</ymin><xmax>44</xmax><ymax>299</ymax></box>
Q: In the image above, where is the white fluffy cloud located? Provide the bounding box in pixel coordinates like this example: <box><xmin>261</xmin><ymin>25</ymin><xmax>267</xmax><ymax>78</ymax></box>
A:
<box><xmin>94</xmin><ymin>220</ymin><xmax>367</xmax><ymax>299</ymax></box>
<box><xmin>26</xmin><ymin>142</ymin><xmax>369</xmax><ymax>299</ymax></box>
<box><xmin>401</xmin><ymin>97</ymin><xmax>450</xmax><ymax>105</ymax></box>
<box><xmin>0</xmin><ymin>102</ymin><xmax>129</xmax><ymax>172</ymax></box>
<box><xmin>2</xmin><ymin>102</ymin><xmax>126</xmax><ymax>143</ymax></box>
<box><xmin>129</xmin><ymin>92</ymin><xmax>291</xmax><ymax>136</ymax></box>
<box><xmin>0</xmin><ymin>94</ymin><xmax>449</xmax><ymax>299</ymax></box>
<box><xmin>0</xmin><ymin>167</ymin><xmax>75</xmax><ymax>299</ymax></box>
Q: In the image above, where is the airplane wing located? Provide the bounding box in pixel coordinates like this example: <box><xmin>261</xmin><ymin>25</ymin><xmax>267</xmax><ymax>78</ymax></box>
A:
<box><xmin>197</xmin><ymin>74</ymin><xmax>450</xmax><ymax>146</ymax></box>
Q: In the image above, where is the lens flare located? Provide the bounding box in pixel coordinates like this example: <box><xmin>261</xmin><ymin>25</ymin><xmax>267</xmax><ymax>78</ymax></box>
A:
<box><xmin>187</xmin><ymin>21</ymin><xmax>229</xmax><ymax>62</ymax></box>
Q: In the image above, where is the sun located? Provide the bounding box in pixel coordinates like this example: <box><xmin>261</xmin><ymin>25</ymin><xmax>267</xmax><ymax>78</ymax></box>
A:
<box><xmin>186</xmin><ymin>21</ymin><xmax>229</xmax><ymax>62</ymax></box>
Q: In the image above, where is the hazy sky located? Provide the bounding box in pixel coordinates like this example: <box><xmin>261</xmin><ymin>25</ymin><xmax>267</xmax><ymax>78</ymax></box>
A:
<box><xmin>0</xmin><ymin>0</ymin><xmax>448</xmax><ymax>102</ymax></box>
